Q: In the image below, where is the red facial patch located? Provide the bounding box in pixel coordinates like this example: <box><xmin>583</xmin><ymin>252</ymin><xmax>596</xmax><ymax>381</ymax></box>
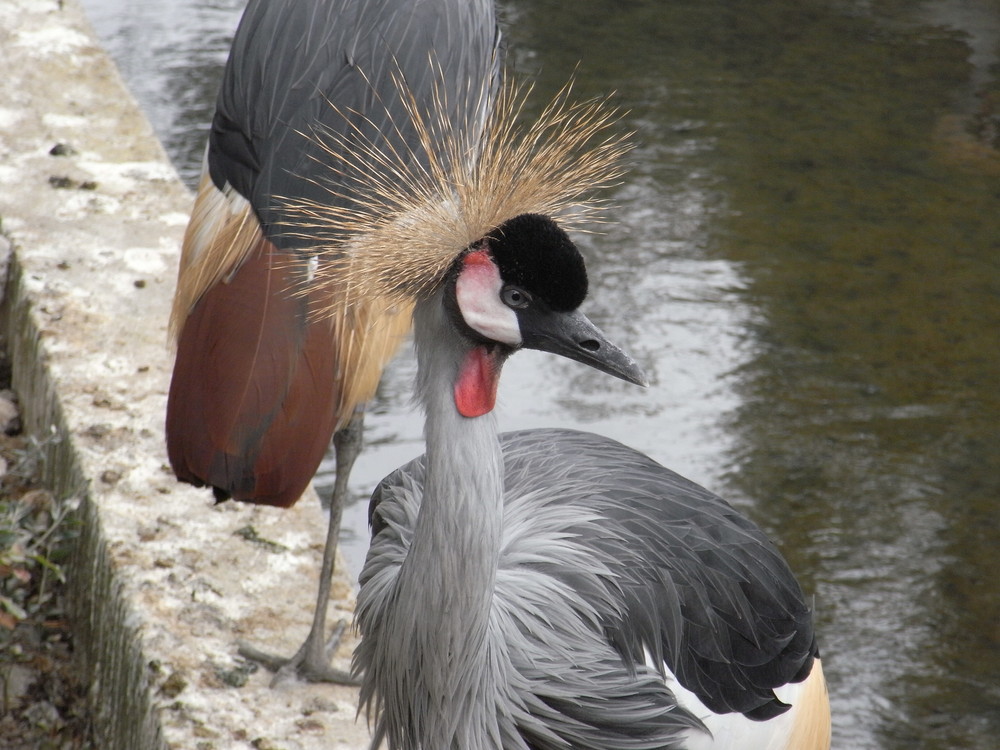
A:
<box><xmin>454</xmin><ymin>346</ymin><xmax>500</xmax><ymax>417</ymax></box>
<box><xmin>462</xmin><ymin>248</ymin><xmax>493</xmax><ymax>270</ymax></box>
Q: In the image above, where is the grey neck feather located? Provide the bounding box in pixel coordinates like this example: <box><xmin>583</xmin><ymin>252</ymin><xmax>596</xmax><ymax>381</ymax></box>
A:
<box><xmin>382</xmin><ymin>292</ymin><xmax>509</xmax><ymax>748</ymax></box>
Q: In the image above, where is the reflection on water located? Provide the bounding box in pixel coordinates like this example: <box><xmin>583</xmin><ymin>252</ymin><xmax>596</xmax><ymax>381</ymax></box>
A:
<box><xmin>82</xmin><ymin>0</ymin><xmax>245</xmax><ymax>187</ymax></box>
<box><xmin>81</xmin><ymin>0</ymin><xmax>1000</xmax><ymax>748</ymax></box>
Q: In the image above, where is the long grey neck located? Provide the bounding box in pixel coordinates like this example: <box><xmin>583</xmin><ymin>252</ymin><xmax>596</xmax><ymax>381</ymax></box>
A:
<box><xmin>390</xmin><ymin>294</ymin><xmax>507</xmax><ymax>747</ymax></box>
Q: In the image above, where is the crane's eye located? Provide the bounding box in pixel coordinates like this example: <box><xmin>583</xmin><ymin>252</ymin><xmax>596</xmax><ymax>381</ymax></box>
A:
<box><xmin>501</xmin><ymin>285</ymin><xmax>532</xmax><ymax>309</ymax></box>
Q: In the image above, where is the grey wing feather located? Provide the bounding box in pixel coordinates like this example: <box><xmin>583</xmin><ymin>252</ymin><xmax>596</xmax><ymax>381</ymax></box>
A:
<box><xmin>365</xmin><ymin>427</ymin><xmax>818</xmax><ymax>744</ymax></box>
<box><xmin>208</xmin><ymin>0</ymin><xmax>500</xmax><ymax>249</ymax></box>
<box><xmin>496</xmin><ymin>428</ymin><xmax>818</xmax><ymax>721</ymax></box>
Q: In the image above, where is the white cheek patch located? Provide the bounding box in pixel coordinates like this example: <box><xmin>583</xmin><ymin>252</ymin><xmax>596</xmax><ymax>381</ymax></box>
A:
<box><xmin>455</xmin><ymin>250</ymin><xmax>522</xmax><ymax>346</ymax></box>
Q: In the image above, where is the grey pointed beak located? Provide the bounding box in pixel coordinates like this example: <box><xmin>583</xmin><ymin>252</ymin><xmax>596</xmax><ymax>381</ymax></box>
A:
<box><xmin>518</xmin><ymin>307</ymin><xmax>648</xmax><ymax>387</ymax></box>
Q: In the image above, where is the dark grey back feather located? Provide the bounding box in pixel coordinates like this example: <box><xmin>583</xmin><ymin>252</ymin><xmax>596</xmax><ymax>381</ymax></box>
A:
<box><xmin>208</xmin><ymin>0</ymin><xmax>500</xmax><ymax>249</ymax></box>
<box><xmin>360</xmin><ymin>428</ymin><xmax>818</xmax><ymax>747</ymax></box>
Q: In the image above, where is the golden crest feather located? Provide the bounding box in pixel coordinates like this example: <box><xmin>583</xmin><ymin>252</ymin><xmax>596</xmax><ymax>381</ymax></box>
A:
<box><xmin>276</xmin><ymin>70</ymin><xmax>632</xmax><ymax>320</ymax></box>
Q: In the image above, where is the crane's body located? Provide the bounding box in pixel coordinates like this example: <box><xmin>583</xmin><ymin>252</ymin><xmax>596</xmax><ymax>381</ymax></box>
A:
<box><xmin>166</xmin><ymin>0</ymin><xmax>499</xmax><ymax>680</ymax></box>
<box><xmin>361</xmin><ymin>426</ymin><xmax>829</xmax><ymax>749</ymax></box>
<box><xmin>352</xmin><ymin>216</ymin><xmax>831</xmax><ymax>749</ymax></box>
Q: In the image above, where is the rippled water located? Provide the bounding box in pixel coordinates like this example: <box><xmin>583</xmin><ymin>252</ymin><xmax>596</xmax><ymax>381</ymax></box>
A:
<box><xmin>82</xmin><ymin>1</ymin><xmax>1000</xmax><ymax>747</ymax></box>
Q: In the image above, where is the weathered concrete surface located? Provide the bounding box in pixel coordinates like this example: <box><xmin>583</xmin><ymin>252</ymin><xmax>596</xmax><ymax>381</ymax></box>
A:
<box><xmin>0</xmin><ymin>1</ymin><xmax>372</xmax><ymax>748</ymax></box>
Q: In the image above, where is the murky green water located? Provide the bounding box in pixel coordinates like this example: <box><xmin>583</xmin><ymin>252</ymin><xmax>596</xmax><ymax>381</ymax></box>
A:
<box><xmin>83</xmin><ymin>0</ymin><xmax>1000</xmax><ymax>747</ymax></box>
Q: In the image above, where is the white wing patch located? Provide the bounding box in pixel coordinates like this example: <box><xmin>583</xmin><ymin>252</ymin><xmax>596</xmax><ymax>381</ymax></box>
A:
<box><xmin>644</xmin><ymin>648</ymin><xmax>803</xmax><ymax>750</ymax></box>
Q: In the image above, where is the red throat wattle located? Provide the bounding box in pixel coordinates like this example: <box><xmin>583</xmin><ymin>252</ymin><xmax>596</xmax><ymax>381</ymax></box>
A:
<box><xmin>454</xmin><ymin>346</ymin><xmax>500</xmax><ymax>417</ymax></box>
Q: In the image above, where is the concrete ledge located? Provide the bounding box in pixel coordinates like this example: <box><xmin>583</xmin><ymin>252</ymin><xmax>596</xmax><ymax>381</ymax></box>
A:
<box><xmin>0</xmin><ymin>1</ymin><xmax>370</xmax><ymax>747</ymax></box>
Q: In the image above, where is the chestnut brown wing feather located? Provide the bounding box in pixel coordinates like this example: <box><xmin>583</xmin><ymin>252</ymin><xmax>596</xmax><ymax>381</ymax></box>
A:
<box><xmin>167</xmin><ymin>236</ymin><xmax>340</xmax><ymax>507</ymax></box>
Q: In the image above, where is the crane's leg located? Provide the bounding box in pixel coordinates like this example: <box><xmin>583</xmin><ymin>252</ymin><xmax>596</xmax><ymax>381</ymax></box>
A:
<box><xmin>238</xmin><ymin>412</ymin><xmax>365</xmax><ymax>685</ymax></box>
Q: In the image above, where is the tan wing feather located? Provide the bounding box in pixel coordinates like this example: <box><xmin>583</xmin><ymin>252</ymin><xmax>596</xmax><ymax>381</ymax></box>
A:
<box><xmin>329</xmin><ymin>290</ymin><xmax>414</xmax><ymax>430</ymax></box>
<box><xmin>786</xmin><ymin>659</ymin><xmax>832</xmax><ymax>750</ymax></box>
<box><xmin>169</xmin><ymin>171</ymin><xmax>262</xmax><ymax>342</ymax></box>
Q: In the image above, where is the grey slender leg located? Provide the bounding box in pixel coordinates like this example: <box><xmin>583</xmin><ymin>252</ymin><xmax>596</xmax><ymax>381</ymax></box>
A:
<box><xmin>238</xmin><ymin>411</ymin><xmax>365</xmax><ymax>685</ymax></box>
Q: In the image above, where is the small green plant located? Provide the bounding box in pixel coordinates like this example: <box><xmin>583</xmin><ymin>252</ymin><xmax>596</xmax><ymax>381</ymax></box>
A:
<box><xmin>0</xmin><ymin>489</ymin><xmax>76</xmax><ymax>633</ymax></box>
<box><xmin>0</xmin><ymin>377</ymin><xmax>92</xmax><ymax>743</ymax></box>
<box><xmin>0</xmin><ymin>432</ymin><xmax>77</xmax><ymax>635</ymax></box>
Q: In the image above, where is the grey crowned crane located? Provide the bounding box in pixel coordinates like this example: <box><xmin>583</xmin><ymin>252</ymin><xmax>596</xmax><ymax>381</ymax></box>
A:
<box><xmin>165</xmin><ymin>0</ymin><xmax>499</xmax><ymax>682</ymax></box>
<box><xmin>351</xmin><ymin>215</ymin><xmax>832</xmax><ymax>749</ymax></box>
<box><xmin>266</xmin><ymin>50</ymin><xmax>830</xmax><ymax>750</ymax></box>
